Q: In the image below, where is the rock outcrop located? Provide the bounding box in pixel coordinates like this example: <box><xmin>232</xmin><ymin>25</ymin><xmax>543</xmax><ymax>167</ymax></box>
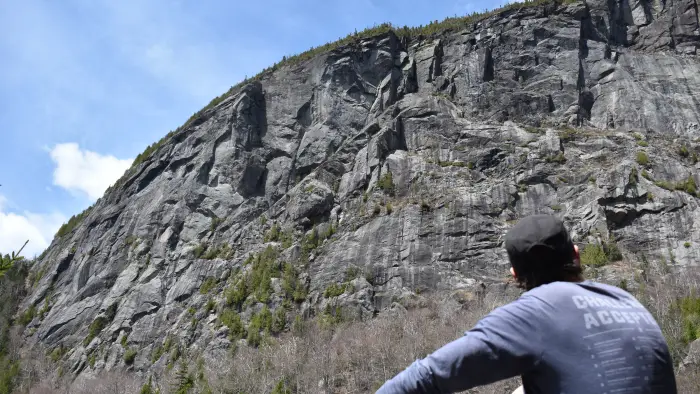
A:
<box><xmin>18</xmin><ymin>0</ymin><xmax>700</xmax><ymax>382</ymax></box>
<box><xmin>681</xmin><ymin>339</ymin><xmax>700</xmax><ymax>370</ymax></box>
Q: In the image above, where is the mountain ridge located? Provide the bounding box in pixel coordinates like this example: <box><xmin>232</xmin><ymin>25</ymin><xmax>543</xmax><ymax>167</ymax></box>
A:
<box><xmin>10</xmin><ymin>0</ymin><xmax>700</xmax><ymax>391</ymax></box>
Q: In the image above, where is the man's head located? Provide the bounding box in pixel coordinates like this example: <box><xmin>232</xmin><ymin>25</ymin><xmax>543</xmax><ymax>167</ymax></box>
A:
<box><xmin>504</xmin><ymin>214</ymin><xmax>583</xmax><ymax>290</ymax></box>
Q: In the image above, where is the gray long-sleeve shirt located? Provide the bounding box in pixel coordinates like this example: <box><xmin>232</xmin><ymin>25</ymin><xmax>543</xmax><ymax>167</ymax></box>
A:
<box><xmin>376</xmin><ymin>280</ymin><xmax>677</xmax><ymax>394</ymax></box>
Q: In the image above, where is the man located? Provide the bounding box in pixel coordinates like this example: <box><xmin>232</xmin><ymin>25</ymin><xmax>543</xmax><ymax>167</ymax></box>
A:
<box><xmin>376</xmin><ymin>214</ymin><xmax>677</xmax><ymax>393</ymax></box>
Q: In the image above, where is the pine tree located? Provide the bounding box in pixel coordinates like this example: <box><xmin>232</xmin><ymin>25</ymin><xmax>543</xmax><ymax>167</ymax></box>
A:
<box><xmin>173</xmin><ymin>363</ymin><xmax>194</xmax><ymax>394</ymax></box>
<box><xmin>140</xmin><ymin>377</ymin><xmax>154</xmax><ymax>394</ymax></box>
<box><xmin>0</xmin><ymin>241</ymin><xmax>27</xmax><ymax>279</ymax></box>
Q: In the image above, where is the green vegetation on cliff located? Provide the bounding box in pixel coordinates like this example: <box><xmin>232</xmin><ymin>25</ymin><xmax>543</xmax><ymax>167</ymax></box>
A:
<box><xmin>0</xmin><ymin>252</ymin><xmax>29</xmax><ymax>394</ymax></box>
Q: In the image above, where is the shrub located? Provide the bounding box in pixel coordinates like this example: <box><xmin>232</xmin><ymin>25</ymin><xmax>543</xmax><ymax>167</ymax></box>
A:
<box><xmin>199</xmin><ymin>277</ymin><xmax>218</xmax><ymax>294</ymax></box>
<box><xmin>282</xmin><ymin>263</ymin><xmax>307</xmax><ymax>303</ymax></box>
<box><xmin>291</xmin><ymin>315</ymin><xmax>304</xmax><ymax>336</ymax></box>
<box><xmin>247</xmin><ymin>247</ymin><xmax>281</xmax><ymax>303</ymax></box>
<box><xmin>131</xmin><ymin>131</ymin><xmax>175</xmax><ymax>169</ymax></box>
<box><xmin>580</xmin><ymin>244</ymin><xmax>608</xmax><ymax>267</ymax></box>
<box><xmin>55</xmin><ymin>207</ymin><xmax>93</xmax><ymax>238</ymax></box>
<box><xmin>83</xmin><ymin>304</ymin><xmax>117</xmax><ymax>346</ymax></box>
<box><xmin>273</xmin><ymin>308</ymin><xmax>287</xmax><ymax>334</ymax></box>
<box><xmin>124</xmin><ymin>348</ymin><xmax>137</xmax><ymax>365</ymax></box>
<box><xmin>264</xmin><ymin>223</ymin><xmax>281</xmax><ymax>242</ymax></box>
<box><xmin>377</xmin><ymin>171</ymin><xmax>395</xmax><ymax>196</ymax></box>
<box><xmin>322</xmin><ymin>224</ymin><xmax>336</xmax><ymax>241</ymax></box>
<box><xmin>618</xmin><ymin>279</ymin><xmax>628</xmax><ymax>291</ymax></box>
<box><xmin>603</xmin><ymin>240</ymin><xmax>623</xmax><ymax>262</ymax></box>
<box><xmin>151</xmin><ymin>346</ymin><xmax>164</xmax><ymax>364</ymax></box>
<box><xmin>319</xmin><ymin>305</ymin><xmax>346</xmax><ymax>328</ymax></box>
<box><xmin>247</xmin><ymin>307</ymin><xmax>273</xmax><ymax>347</ymax></box>
<box><xmin>140</xmin><ymin>377</ymin><xmax>154</xmax><ymax>394</ymax></box>
<box><xmin>201</xmin><ymin>243</ymin><xmax>233</xmax><ymax>260</ymax></box>
<box><xmin>439</xmin><ymin>161</ymin><xmax>468</xmax><ymax>168</ymax></box>
<box><xmin>386</xmin><ymin>202</ymin><xmax>393</xmax><ymax>215</ymax></box>
<box><xmin>545</xmin><ymin>152</ymin><xmax>566</xmax><ymax>164</ymax></box>
<box><xmin>210</xmin><ymin>217</ymin><xmax>224</xmax><ymax>232</ymax></box>
<box><xmin>247</xmin><ymin>329</ymin><xmax>262</xmax><ymax>348</ymax></box>
<box><xmin>679</xmin><ymin>297</ymin><xmax>700</xmax><ymax>344</ymax></box>
<box><xmin>202</xmin><ymin>245</ymin><xmax>218</xmax><ymax>260</ymax></box>
<box><xmin>655</xmin><ymin>180</ymin><xmax>674</xmax><ymax>190</ymax></box>
<box><xmin>49</xmin><ymin>346</ymin><xmax>65</xmax><ymax>362</ymax></box>
<box><xmin>0</xmin><ymin>358</ymin><xmax>20</xmax><ymax>393</ymax></box>
<box><xmin>579</xmin><ymin>239</ymin><xmax>622</xmax><ymax>267</ymax></box>
<box><xmin>559</xmin><ymin>127</ymin><xmax>578</xmax><ymax>142</ymax></box>
<box><xmin>629</xmin><ymin>167</ymin><xmax>638</xmax><ymax>186</ymax></box>
<box><xmin>193</xmin><ymin>244</ymin><xmax>207</xmax><ymax>259</ymax></box>
<box><xmin>151</xmin><ymin>336</ymin><xmax>174</xmax><ymax>363</ymax></box>
<box><xmin>324</xmin><ymin>283</ymin><xmax>348</xmax><ymax>298</ymax></box>
<box><xmin>271</xmin><ymin>379</ymin><xmax>293</xmax><ymax>394</ymax></box>
<box><xmin>39</xmin><ymin>297</ymin><xmax>51</xmax><ymax>320</ymax></box>
<box><xmin>636</xmin><ymin>151</ymin><xmax>649</xmax><ymax>166</ymax></box>
<box><xmin>205</xmin><ymin>298</ymin><xmax>216</xmax><ymax>314</ymax></box>
<box><xmin>344</xmin><ymin>267</ymin><xmax>361</xmax><ymax>281</ymax></box>
<box><xmin>685</xmin><ymin>242</ymin><xmax>692</xmax><ymax>248</ymax></box>
<box><xmin>169</xmin><ymin>343</ymin><xmax>181</xmax><ymax>368</ymax></box>
<box><xmin>220</xmin><ymin>309</ymin><xmax>246</xmax><ymax>340</ymax></box>
<box><xmin>680</xmin><ymin>175</ymin><xmax>697</xmax><ymax>195</ymax></box>
<box><xmin>679</xmin><ymin>145</ymin><xmax>690</xmax><ymax>158</ymax></box>
<box><xmin>224</xmin><ymin>277</ymin><xmax>248</xmax><ymax>309</ymax></box>
<box><xmin>17</xmin><ymin>304</ymin><xmax>36</xmax><ymax>326</ymax></box>
<box><xmin>302</xmin><ymin>228</ymin><xmax>319</xmax><ymax>254</ymax></box>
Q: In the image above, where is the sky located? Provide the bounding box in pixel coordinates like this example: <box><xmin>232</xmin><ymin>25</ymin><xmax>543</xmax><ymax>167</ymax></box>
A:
<box><xmin>0</xmin><ymin>0</ymin><xmax>511</xmax><ymax>257</ymax></box>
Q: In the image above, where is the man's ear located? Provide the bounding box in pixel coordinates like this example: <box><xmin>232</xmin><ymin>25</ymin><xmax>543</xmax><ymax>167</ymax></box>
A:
<box><xmin>510</xmin><ymin>266</ymin><xmax>517</xmax><ymax>279</ymax></box>
<box><xmin>574</xmin><ymin>244</ymin><xmax>580</xmax><ymax>266</ymax></box>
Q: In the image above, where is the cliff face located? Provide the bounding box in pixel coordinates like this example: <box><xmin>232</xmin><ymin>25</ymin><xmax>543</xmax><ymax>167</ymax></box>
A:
<box><xmin>19</xmin><ymin>0</ymin><xmax>700</xmax><ymax>380</ymax></box>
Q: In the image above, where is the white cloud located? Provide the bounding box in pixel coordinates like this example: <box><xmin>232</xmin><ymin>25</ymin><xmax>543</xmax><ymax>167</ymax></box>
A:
<box><xmin>50</xmin><ymin>143</ymin><xmax>132</xmax><ymax>201</ymax></box>
<box><xmin>0</xmin><ymin>196</ymin><xmax>66</xmax><ymax>258</ymax></box>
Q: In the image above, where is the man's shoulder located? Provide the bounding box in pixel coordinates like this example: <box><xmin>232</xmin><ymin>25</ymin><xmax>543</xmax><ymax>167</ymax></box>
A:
<box><xmin>520</xmin><ymin>280</ymin><xmax>641</xmax><ymax>308</ymax></box>
<box><xmin>523</xmin><ymin>280</ymin><xmax>582</xmax><ymax>297</ymax></box>
<box><xmin>523</xmin><ymin>280</ymin><xmax>623</xmax><ymax>299</ymax></box>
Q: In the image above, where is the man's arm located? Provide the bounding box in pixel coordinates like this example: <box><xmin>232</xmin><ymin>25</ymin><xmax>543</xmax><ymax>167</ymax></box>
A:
<box><xmin>375</xmin><ymin>295</ymin><xmax>544</xmax><ymax>394</ymax></box>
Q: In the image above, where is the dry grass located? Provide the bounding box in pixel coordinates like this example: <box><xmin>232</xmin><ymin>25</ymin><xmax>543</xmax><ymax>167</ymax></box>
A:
<box><xmin>677</xmin><ymin>367</ymin><xmax>700</xmax><ymax>394</ymax></box>
<box><xmin>203</xmin><ymin>294</ymin><xmax>521</xmax><ymax>394</ymax></box>
<box><xmin>198</xmin><ymin>269</ymin><xmax>700</xmax><ymax>394</ymax></box>
<box><xmin>15</xmin><ymin>269</ymin><xmax>700</xmax><ymax>394</ymax></box>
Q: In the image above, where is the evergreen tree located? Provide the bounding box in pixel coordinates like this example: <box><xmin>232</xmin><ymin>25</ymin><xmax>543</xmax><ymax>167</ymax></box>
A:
<box><xmin>0</xmin><ymin>241</ymin><xmax>27</xmax><ymax>279</ymax></box>
<box><xmin>173</xmin><ymin>363</ymin><xmax>194</xmax><ymax>394</ymax></box>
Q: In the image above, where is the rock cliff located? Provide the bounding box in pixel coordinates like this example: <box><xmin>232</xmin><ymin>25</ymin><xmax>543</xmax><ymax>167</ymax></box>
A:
<box><xmin>18</xmin><ymin>0</ymin><xmax>700</xmax><ymax>383</ymax></box>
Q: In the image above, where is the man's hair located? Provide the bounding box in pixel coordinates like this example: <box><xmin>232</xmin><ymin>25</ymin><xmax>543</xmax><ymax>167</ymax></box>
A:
<box><xmin>510</xmin><ymin>245</ymin><xmax>584</xmax><ymax>290</ymax></box>
<box><xmin>515</xmin><ymin>262</ymin><xmax>583</xmax><ymax>290</ymax></box>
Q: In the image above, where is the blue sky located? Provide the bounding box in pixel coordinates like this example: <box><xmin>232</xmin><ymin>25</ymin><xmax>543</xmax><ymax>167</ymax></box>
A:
<box><xmin>0</xmin><ymin>0</ymin><xmax>509</xmax><ymax>256</ymax></box>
